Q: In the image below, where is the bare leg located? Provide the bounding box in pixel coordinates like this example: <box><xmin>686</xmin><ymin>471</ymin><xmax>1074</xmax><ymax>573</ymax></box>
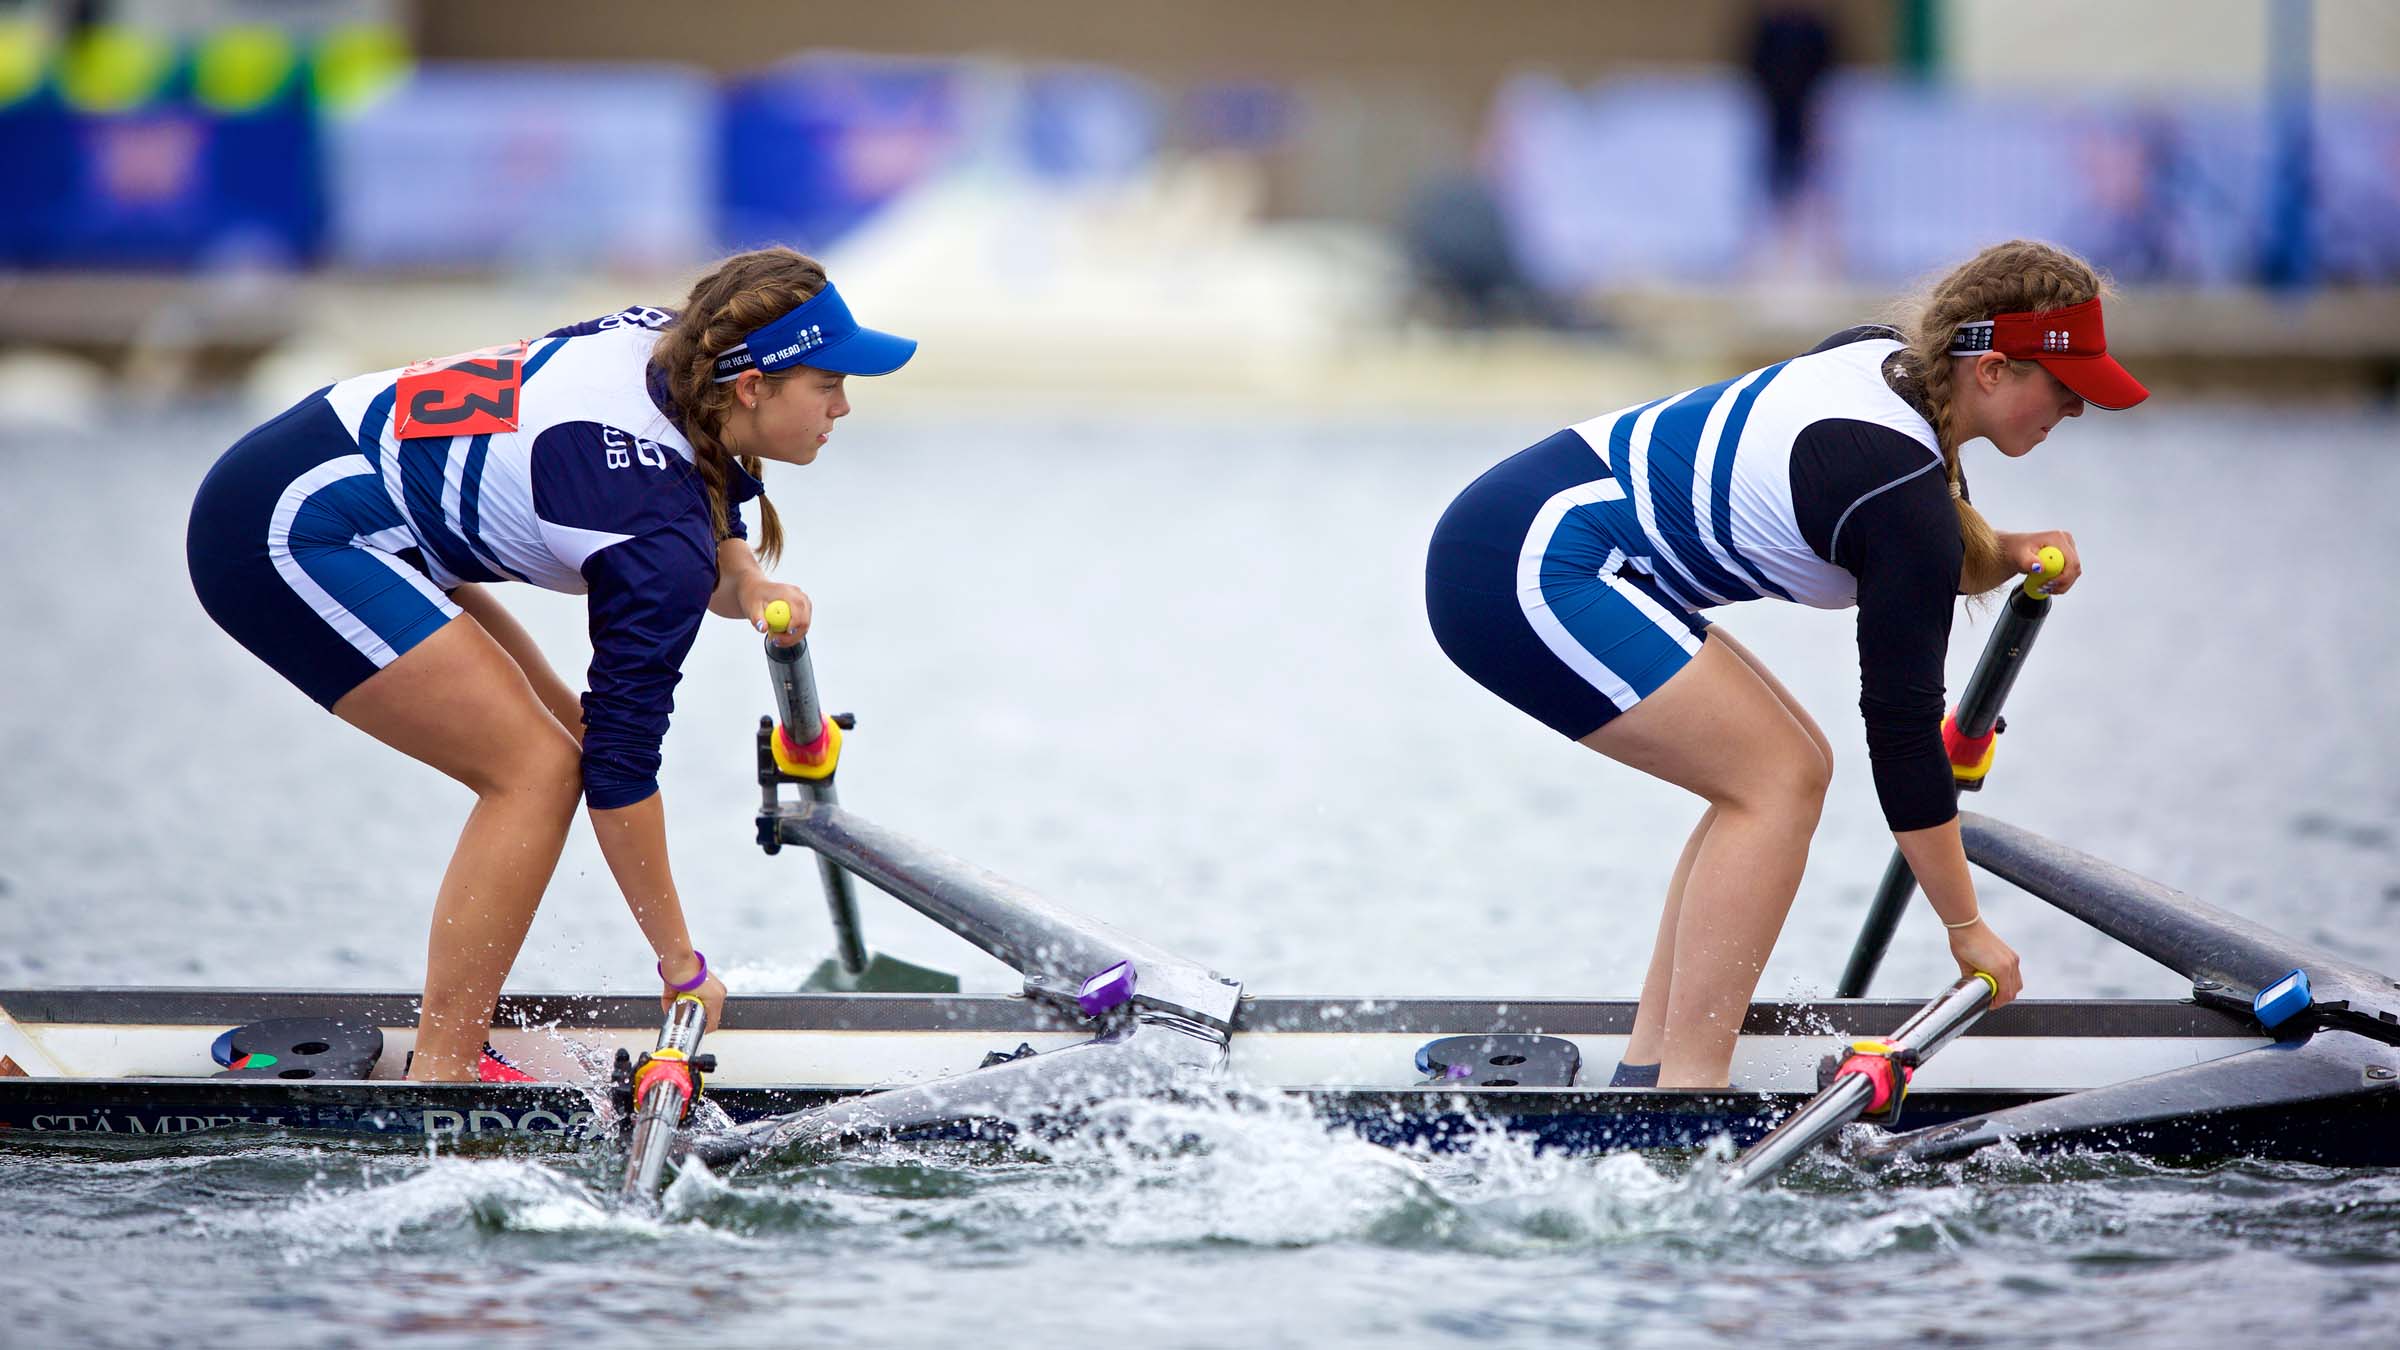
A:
<box><xmin>1620</xmin><ymin>805</ymin><xmax>1714</xmax><ymax>1066</ymax></box>
<box><xmin>333</xmin><ymin>614</ymin><xmax>584</xmax><ymax>1081</ymax></box>
<box><xmin>1580</xmin><ymin>632</ymin><xmax>1831</xmax><ymax>1087</ymax></box>
<box><xmin>1708</xmin><ymin>627</ymin><xmax>1834</xmax><ymax>770</ymax></box>
<box><xmin>1617</xmin><ymin>630</ymin><xmax>1831</xmax><ymax>1072</ymax></box>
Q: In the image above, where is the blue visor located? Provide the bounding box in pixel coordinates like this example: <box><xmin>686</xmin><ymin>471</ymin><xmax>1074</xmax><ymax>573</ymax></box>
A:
<box><xmin>710</xmin><ymin>281</ymin><xmax>917</xmax><ymax>382</ymax></box>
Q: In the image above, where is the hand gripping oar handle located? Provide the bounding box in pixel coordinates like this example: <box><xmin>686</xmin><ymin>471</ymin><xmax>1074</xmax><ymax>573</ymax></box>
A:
<box><xmin>620</xmin><ymin>993</ymin><xmax>713</xmax><ymax>1204</ymax></box>
<box><xmin>1722</xmin><ymin>972</ymin><xmax>1996</xmax><ymax>1191</ymax></box>
<box><xmin>2020</xmin><ymin>543</ymin><xmax>2066</xmax><ymax>601</ymax></box>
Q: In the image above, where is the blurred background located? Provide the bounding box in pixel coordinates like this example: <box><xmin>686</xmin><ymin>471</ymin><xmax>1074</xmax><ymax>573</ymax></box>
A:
<box><xmin>6</xmin><ymin>10</ymin><xmax>2399</xmax><ymax>1339</ymax></box>
<box><xmin>2</xmin><ymin>0</ymin><xmax>2396</xmax><ymax>418</ymax></box>
<box><xmin>2</xmin><ymin>1</ymin><xmax>2395</xmax><ymax>1001</ymax></box>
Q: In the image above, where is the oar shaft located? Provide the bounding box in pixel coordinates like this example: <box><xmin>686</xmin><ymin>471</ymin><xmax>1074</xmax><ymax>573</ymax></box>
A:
<box><xmin>765</xmin><ymin>639</ymin><xmax>828</xmax><ymax>745</ymax></box>
<box><xmin>620</xmin><ymin>996</ymin><xmax>708</xmax><ymax>1203</ymax></box>
<box><xmin>1835</xmin><ymin>851</ymin><xmax>1920</xmax><ymax>998</ymax></box>
<box><xmin>1953</xmin><ymin>582</ymin><xmax>2053</xmax><ymax>738</ymax></box>
<box><xmin>810</xmin><ymin>806</ymin><xmax>871</xmax><ymax>975</ymax></box>
<box><xmin>1724</xmin><ymin>974</ymin><xmax>1994</xmax><ymax>1190</ymax></box>
<box><xmin>622</xmin><ymin>1085</ymin><xmax>690</xmax><ymax>1197</ymax></box>
<box><xmin>763</xmin><ymin>632</ymin><xmax>871</xmax><ymax>979</ymax></box>
<box><xmin>1723</xmin><ymin>1076</ymin><xmax>1876</xmax><ymax>1187</ymax></box>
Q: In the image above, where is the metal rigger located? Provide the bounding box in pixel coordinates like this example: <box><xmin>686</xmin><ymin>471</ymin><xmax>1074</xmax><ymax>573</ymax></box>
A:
<box><xmin>611</xmin><ymin>601</ymin><xmax>1244</xmax><ymax>1197</ymax></box>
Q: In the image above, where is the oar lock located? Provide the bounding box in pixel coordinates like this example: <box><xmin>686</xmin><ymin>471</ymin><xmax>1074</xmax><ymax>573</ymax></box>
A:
<box><xmin>1818</xmin><ymin>1038</ymin><xmax>1920</xmax><ymax>1124</ymax></box>
<box><xmin>611</xmin><ymin>1045</ymin><xmax>719</xmax><ymax>1127</ymax></box>
<box><xmin>1021</xmin><ymin>960</ymin><xmax>1140</xmax><ymax>1018</ymax></box>
<box><xmin>2190</xmin><ymin>968</ymin><xmax>2318</xmax><ymax>1033</ymax></box>
<box><xmin>771</xmin><ymin>712</ymin><xmax>855</xmax><ymax>781</ymax></box>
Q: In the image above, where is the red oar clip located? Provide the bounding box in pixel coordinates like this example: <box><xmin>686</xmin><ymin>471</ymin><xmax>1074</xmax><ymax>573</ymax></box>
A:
<box><xmin>1818</xmin><ymin>1038</ymin><xmax>1918</xmax><ymax>1123</ymax></box>
<box><xmin>1943</xmin><ymin>713</ymin><xmax>2002</xmax><ymax>788</ymax></box>
<box><xmin>629</xmin><ymin>1047</ymin><xmax>714</xmax><ymax>1125</ymax></box>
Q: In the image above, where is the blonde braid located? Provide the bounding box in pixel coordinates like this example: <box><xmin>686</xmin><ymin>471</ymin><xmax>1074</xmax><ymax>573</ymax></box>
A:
<box><xmin>1892</xmin><ymin>239</ymin><xmax>2111</xmax><ymax>595</ymax></box>
<box><xmin>649</xmin><ymin>247</ymin><xmax>833</xmax><ymax>567</ymax></box>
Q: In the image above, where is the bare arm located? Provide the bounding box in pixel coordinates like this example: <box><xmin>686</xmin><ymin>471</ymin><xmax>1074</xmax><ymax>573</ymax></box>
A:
<box><xmin>1894</xmin><ymin>818</ymin><xmax>2024</xmax><ymax>1005</ymax></box>
<box><xmin>589</xmin><ymin>790</ymin><xmax>726</xmax><ymax>1025</ymax></box>
<box><xmin>709</xmin><ymin>536</ymin><xmax>813</xmax><ymax>642</ymax></box>
<box><xmin>708</xmin><ymin>538</ymin><xmax>765</xmax><ymax>619</ymax></box>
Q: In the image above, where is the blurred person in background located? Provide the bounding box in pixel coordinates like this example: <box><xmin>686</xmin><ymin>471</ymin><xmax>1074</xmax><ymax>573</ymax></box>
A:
<box><xmin>1401</xmin><ymin>168</ymin><xmax>1565</xmax><ymax>329</ymax></box>
<box><xmin>1745</xmin><ymin>1</ymin><xmax>1838</xmax><ymax>279</ymax></box>
<box><xmin>184</xmin><ymin>247</ymin><xmax>915</xmax><ymax>1081</ymax></box>
<box><xmin>1424</xmin><ymin>240</ymin><xmax>2148</xmax><ymax>1088</ymax></box>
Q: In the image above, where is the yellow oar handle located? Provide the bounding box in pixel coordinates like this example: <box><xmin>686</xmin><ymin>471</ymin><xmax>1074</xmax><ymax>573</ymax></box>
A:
<box><xmin>1970</xmin><ymin>970</ymin><xmax>1999</xmax><ymax>999</ymax></box>
<box><xmin>763</xmin><ymin>599</ymin><xmax>795</xmax><ymax>634</ymax></box>
<box><xmin>2021</xmin><ymin>544</ymin><xmax>2067</xmax><ymax>600</ymax></box>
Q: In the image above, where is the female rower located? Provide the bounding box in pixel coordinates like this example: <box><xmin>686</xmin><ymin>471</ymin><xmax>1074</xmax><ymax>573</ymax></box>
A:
<box><xmin>1425</xmin><ymin>239</ymin><xmax>2148</xmax><ymax>1088</ymax></box>
<box><xmin>186</xmin><ymin>247</ymin><xmax>914</xmax><ymax>1081</ymax></box>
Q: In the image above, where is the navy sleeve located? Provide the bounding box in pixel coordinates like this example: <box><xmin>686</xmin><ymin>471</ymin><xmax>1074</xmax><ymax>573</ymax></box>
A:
<box><xmin>1790</xmin><ymin>419</ymin><xmax>1961</xmax><ymax>833</ymax></box>
<box><xmin>527</xmin><ymin>418</ymin><xmax>719</xmax><ymax>810</ymax></box>
<box><xmin>579</xmin><ymin>530</ymin><xmax>714</xmax><ymax>809</ymax></box>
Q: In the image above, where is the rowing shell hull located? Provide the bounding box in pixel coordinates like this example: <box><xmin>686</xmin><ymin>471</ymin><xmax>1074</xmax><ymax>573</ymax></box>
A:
<box><xmin>6</xmin><ymin>989</ymin><xmax>2396</xmax><ymax>1165</ymax></box>
<box><xmin>8</xmin><ymin>1077</ymin><xmax>2399</xmax><ymax>1167</ymax></box>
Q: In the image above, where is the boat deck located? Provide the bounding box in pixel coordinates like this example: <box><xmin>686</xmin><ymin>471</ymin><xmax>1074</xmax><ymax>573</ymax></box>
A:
<box><xmin>2</xmin><ymin>986</ymin><xmax>2267</xmax><ymax>1094</ymax></box>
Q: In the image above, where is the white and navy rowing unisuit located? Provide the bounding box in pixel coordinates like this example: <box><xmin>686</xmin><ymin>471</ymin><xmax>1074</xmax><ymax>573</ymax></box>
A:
<box><xmin>185</xmin><ymin>306</ymin><xmax>761</xmax><ymax>811</ymax></box>
<box><xmin>1425</xmin><ymin>328</ymin><xmax>1967</xmax><ymax>832</ymax></box>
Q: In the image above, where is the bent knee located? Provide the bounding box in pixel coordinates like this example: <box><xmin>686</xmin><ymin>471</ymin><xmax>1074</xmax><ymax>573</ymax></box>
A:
<box><xmin>468</xmin><ymin>728</ymin><xmax>584</xmax><ymax>803</ymax></box>
<box><xmin>1721</xmin><ymin>737</ymin><xmax>1831</xmax><ymax>818</ymax></box>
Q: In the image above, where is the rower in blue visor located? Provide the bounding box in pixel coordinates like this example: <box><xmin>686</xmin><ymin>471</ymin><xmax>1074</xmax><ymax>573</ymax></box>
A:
<box><xmin>185</xmin><ymin>247</ymin><xmax>915</xmax><ymax>1083</ymax></box>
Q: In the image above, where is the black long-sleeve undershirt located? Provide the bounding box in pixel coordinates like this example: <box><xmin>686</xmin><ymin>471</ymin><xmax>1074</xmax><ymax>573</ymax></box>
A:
<box><xmin>1788</xmin><ymin>417</ymin><xmax>1962</xmax><ymax>833</ymax></box>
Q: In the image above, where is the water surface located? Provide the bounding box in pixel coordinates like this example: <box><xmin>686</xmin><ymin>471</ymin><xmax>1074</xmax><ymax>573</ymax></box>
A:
<box><xmin>3</xmin><ymin>402</ymin><xmax>2395</xmax><ymax>1346</ymax></box>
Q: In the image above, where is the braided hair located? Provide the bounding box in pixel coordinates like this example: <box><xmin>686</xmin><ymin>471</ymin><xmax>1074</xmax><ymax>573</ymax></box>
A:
<box><xmin>1891</xmin><ymin>239</ymin><xmax>2109</xmax><ymax>595</ymax></box>
<box><xmin>650</xmin><ymin>247</ymin><xmax>831</xmax><ymax>567</ymax></box>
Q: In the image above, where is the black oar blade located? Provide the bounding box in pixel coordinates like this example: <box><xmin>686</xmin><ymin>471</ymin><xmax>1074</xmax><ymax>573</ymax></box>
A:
<box><xmin>1858</xmin><ymin>1030</ymin><xmax>2400</xmax><ymax>1169</ymax></box>
<box><xmin>800</xmin><ymin>952</ymin><xmax>960</xmax><ymax>994</ymax></box>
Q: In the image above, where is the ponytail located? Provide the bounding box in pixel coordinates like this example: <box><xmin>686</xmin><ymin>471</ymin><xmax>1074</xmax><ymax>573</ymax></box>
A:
<box><xmin>649</xmin><ymin>246</ymin><xmax>832</xmax><ymax>566</ymax></box>
<box><xmin>1892</xmin><ymin>239</ymin><xmax>2111</xmax><ymax>595</ymax></box>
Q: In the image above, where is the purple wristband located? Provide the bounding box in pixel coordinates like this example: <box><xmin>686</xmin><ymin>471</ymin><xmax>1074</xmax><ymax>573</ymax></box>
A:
<box><xmin>659</xmin><ymin>950</ymin><xmax>709</xmax><ymax>993</ymax></box>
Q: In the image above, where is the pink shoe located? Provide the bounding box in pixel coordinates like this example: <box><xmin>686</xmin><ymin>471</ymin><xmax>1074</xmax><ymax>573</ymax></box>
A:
<box><xmin>477</xmin><ymin>1043</ymin><xmax>540</xmax><ymax>1084</ymax></box>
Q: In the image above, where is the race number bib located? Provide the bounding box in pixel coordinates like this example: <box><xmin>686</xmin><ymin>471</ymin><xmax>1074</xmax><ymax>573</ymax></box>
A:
<box><xmin>393</xmin><ymin>341</ymin><xmax>527</xmax><ymax>439</ymax></box>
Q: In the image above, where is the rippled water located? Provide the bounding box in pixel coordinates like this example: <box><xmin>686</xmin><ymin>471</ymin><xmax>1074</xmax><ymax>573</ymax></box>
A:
<box><xmin>4</xmin><ymin>399</ymin><xmax>2397</xmax><ymax>1346</ymax></box>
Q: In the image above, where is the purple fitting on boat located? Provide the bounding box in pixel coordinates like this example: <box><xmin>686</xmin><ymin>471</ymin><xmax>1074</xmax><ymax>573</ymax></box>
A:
<box><xmin>1077</xmin><ymin>961</ymin><xmax>1137</xmax><ymax>1016</ymax></box>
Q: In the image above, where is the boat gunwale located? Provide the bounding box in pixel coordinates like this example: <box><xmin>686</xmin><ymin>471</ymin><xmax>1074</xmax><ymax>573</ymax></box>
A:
<box><xmin>0</xmin><ymin>987</ymin><xmax>2257</xmax><ymax>1037</ymax></box>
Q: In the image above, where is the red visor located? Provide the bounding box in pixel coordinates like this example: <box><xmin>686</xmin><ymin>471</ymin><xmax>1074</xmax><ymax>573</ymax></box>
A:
<box><xmin>1948</xmin><ymin>296</ymin><xmax>2148</xmax><ymax>410</ymax></box>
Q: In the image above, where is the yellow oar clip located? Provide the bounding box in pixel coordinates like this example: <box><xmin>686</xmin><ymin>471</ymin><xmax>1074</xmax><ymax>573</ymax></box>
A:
<box><xmin>771</xmin><ymin>717</ymin><xmax>842</xmax><ymax>780</ymax></box>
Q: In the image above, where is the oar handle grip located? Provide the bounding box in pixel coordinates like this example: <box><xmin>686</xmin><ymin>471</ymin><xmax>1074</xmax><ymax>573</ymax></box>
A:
<box><xmin>764</xmin><ymin>599</ymin><xmax>796</xmax><ymax>634</ymax></box>
<box><xmin>2020</xmin><ymin>544</ymin><xmax>2067</xmax><ymax>600</ymax></box>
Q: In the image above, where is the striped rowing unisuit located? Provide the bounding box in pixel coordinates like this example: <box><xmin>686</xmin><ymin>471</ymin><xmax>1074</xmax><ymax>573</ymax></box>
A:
<box><xmin>1561</xmin><ymin>337</ymin><xmax>1938</xmax><ymax>612</ymax></box>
